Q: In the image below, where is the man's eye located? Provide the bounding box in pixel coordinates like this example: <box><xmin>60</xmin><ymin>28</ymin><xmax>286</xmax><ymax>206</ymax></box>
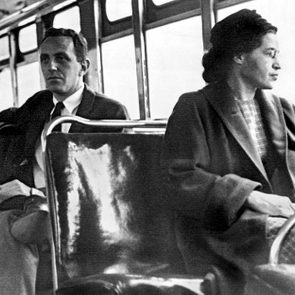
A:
<box><xmin>56</xmin><ymin>56</ymin><xmax>67</xmax><ymax>62</ymax></box>
<box><xmin>41</xmin><ymin>57</ymin><xmax>49</xmax><ymax>63</ymax></box>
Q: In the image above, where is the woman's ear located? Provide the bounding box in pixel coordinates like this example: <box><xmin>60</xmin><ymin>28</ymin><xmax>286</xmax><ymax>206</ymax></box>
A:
<box><xmin>233</xmin><ymin>54</ymin><xmax>245</xmax><ymax>65</ymax></box>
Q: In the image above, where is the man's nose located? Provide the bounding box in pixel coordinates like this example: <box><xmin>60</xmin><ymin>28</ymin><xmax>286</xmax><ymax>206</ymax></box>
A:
<box><xmin>48</xmin><ymin>59</ymin><xmax>58</xmax><ymax>70</ymax></box>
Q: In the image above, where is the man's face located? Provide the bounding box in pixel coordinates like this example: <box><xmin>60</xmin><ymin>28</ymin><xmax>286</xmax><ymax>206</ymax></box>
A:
<box><xmin>39</xmin><ymin>36</ymin><xmax>84</xmax><ymax>101</ymax></box>
<box><xmin>240</xmin><ymin>32</ymin><xmax>281</xmax><ymax>90</ymax></box>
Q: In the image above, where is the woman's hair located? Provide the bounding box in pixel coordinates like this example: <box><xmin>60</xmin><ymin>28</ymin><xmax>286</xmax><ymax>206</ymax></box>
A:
<box><xmin>41</xmin><ymin>27</ymin><xmax>88</xmax><ymax>63</ymax></box>
<box><xmin>202</xmin><ymin>9</ymin><xmax>277</xmax><ymax>83</ymax></box>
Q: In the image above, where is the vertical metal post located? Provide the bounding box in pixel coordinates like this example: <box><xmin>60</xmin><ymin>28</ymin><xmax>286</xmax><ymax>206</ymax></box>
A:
<box><xmin>200</xmin><ymin>0</ymin><xmax>215</xmax><ymax>51</ymax></box>
<box><xmin>36</xmin><ymin>18</ymin><xmax>46</xmax><ymax>89</ymax></box>
<box><xmin>132</xmin><ymin>0</ymin><xmax>150</xmax><ymax>120</ymax></box>
<box><xmin>8</xmin><ymin>32</ymin><xmax>18</xmax><ymax>107</ymax></box>
<box><xmin>79</xmin><ymin>0</ymin><xmax>103</xmax><ymax>93</ymax></box>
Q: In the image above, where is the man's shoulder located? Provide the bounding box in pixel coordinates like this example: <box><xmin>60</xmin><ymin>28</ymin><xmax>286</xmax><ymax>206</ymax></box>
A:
<box><xmin>82</xmin><ymin>85</ymin><xmax>129</xmax><ymax>119</ymax></box>
<box><xmin>25</xmin><ymin>90</ymin><xmax>52</xmax><ymax>104</ymax></box>
<box><xmin>0</xmin><ymin>90</ymin><xmax>52</xmax><ymax>123</ymax></box>
<box><xmin>13</xmin><ymin>90</ymin><xmax>52</xmax><ymax>115</ymax></box>
<box><xmin>94</xmin><ymin>93</ymin><xmax>124</xmax><ymax>107</ymax></box>
<box><xmin>83</xmin><ymin>86</ymin><xmax>128</xmax><ymax>112</ymax></box>
<box><xmin>85</xmin><ymin>86</ymin><xmax>124</xmax><ymax>107</ymax></box>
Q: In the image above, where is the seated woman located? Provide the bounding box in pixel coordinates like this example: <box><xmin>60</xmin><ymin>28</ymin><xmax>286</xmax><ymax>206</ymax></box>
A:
<box><xmin>162</xmin><ymin>8</ymin><xmax>295</xmax><ymax>294</ymax></box>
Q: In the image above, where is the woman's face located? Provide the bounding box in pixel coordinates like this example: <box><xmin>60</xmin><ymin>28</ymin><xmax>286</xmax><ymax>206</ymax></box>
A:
<box><xmin>240</xmin><ymin>32</ymin><xmax>281</xmax><ymax>89</ymax></box>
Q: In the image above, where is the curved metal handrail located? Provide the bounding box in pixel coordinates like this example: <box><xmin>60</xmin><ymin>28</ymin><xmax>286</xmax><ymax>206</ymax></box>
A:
<box><xmin>43</xmin><ymin>115</ymin><xmax>167</xmax><ymax>141</ymax></box>
<box><xmin>269</xmin><ymin>214</ymin><xmax>295</xmax><ymax>265</ymax></box>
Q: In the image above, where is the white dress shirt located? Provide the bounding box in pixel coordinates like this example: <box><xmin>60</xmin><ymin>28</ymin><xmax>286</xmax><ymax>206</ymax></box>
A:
<box><xmin>33</xmin><ymin>86</ymin><xmax>84</xmax><ymax>189</ymax></box>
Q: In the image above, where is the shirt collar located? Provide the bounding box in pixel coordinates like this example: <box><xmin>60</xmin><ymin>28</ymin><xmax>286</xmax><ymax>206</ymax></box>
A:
<box><xmin>52</xmin><ymin>85</ymin><xmax>84</xmax><ymax>114</ymax></box>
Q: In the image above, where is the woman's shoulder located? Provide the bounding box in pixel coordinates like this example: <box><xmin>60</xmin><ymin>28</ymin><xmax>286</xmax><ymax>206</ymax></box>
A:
<box><xmin>177</xmin><ymin>82</ymin><xmax>223</xmax><ymax>107</ymax></box>
<box><xmin>178</xmin><ymin>83</ymin><xmax>210</xmax><ymax>100</ymax></box>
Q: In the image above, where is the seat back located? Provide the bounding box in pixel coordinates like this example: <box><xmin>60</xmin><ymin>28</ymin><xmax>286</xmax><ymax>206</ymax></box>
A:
<box><xmin>45</xmin><ymin>132</ymin><xmax>185</xmax><ymax>284</ymax></box>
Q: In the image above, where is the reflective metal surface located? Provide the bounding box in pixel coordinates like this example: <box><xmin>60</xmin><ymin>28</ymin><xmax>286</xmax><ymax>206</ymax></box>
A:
<box><xmin>43</xmin><ymin>116</ymin><xmax>167</xmax><ymax>140</ymax></box>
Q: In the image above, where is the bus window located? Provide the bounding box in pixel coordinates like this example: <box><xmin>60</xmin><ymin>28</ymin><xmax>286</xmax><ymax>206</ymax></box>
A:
<box><xmin>0</xmin><ymin>68</ymin><xmax>13</xmax><ymax>110</ymax></box>
<box><xmin>105</xmin><ymin>0</ymin><xmax>132</xmax><ymax>22</ymax></box>
<box><xmin>102</xmin><ymin>35</ymin><xmax>139</xmax><ymax>119</ymax></box>
<box><xmin>218</xmin><ymin>0</ymin><xmax>295</xmax><ymax>104</ymax></box>
<box><xmin>146</xmin><ymin>16</ymin><xmax>205</xmax><ymax>119</ymax></box>
<box><xmin>19</xmin><ymin>24</ymin><xmax>37</xmax><ymax>53</ymax></box>
<box><xmin>53</xmin><ymin>6</ymin><xmax>81</xmax><ymax>32</ymax></box>
<box><xmin>152</xmin><ymin>0</ymin><xmax>177</xmax><ymax>5</ymax></box>
<box><xmin>217</xmin><ymin>2</ymin><xmax>256</xmax><ymax>19</ymax></box>
<box><xmin>0</xmin><ymin>35</ymin><xmax>9</xmax><ymax>60</ymax></box>
<box><xmin>17</xmin><ymin>62</ymin><xmax>40</xmax><ymax>106</ymax></box>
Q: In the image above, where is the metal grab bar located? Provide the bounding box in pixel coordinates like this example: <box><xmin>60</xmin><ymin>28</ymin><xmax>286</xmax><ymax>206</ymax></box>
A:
<box><xmin>43</xmin><ymin>115</ymin><xmax>167</xmax><ymax>141</ymax></box>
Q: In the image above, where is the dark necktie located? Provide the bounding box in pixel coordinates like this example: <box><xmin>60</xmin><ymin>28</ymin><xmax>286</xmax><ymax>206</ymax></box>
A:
<box><xmin>51</xmin><ymin>101</ymin><xmax>65</xmax><ymax>132</ymax></box>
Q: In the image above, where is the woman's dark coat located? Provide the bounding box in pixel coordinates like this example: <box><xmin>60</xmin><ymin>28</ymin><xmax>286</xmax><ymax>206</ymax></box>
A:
<box><xmin>162</xmin><ymin>81</ymin><xmax>295</xmax><ymax>274</ymax></box>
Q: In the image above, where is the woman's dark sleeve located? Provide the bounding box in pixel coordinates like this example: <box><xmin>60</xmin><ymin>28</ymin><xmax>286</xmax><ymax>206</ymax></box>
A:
<box><xmin>161</xmin><ymin>93</ymin><xmax>260</xmax><ymax>231</ymax></box>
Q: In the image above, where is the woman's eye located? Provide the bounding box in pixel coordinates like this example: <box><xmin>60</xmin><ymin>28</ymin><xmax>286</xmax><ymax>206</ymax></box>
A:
<box><xmin>266</xmin><ymin>50</ymin><xmax>277</xmax><ymax>58</ymax></box>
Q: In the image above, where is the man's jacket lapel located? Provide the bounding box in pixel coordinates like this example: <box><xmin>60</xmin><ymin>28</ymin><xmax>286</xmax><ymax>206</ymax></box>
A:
<box><xmin>24</xmin><ymin>92</ymin><xmax>54</xmax><ymax>159</ymax></box>
<box><xmin>70</xmin><ymin>85</ymin><xmax>95</xmax><ymax>133</ymax></box>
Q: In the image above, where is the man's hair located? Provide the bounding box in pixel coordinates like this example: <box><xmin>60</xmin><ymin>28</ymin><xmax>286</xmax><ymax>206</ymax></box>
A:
<box><xmin>202</xmin><ymin>9</ymin><xmax>277</xmax><ymax>83</ymax></box>
<box><xmin>41</xmin><ymin>27</ymin><xmax>88</xmax><ymax>63</ymax></box>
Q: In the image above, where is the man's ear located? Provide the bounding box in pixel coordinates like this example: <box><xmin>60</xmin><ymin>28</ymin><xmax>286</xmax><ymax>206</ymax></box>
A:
<box><xmin>233</xmin><ymin>54</ymin><xmax>245</xmax><ymax>65</ymax></box>
<box><xmin>80</xmin><ymin>58</ymin><xmax>90</xmax><ymax>75</ymax></box>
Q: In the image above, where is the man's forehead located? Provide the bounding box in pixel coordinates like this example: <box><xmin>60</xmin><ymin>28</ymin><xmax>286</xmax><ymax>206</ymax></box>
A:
<box><xmin>39</xmin><ymin>36</ymin><xmax>74</xmax><ymax>53</ymax></box>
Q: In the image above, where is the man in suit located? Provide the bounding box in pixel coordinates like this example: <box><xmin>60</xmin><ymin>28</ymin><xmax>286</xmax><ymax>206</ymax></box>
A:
<box><xmin>0</xmin><ymin>27</ymin><xmax>128</xmax><ymax>295</ymax></box>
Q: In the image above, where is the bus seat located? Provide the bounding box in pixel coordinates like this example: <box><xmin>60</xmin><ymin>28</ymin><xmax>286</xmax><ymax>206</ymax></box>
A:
<box><xmin>246</xmin><ymin>264</ymin><xmax>295</xmax><ymax>295</ymax></box>
<box><xmin>45</xmin><ymin>132</ymin><xmax>203</xmax><ymax>294</ymax></box>
<box><xmin>56</xmin><ymin>273</ymin><xmax>200</xmax><ymax>295</ymax></box>
<box><xmin>245</xmin><ymin>215</ymin><xmax>295</xmax><ymax>295</ymax></box>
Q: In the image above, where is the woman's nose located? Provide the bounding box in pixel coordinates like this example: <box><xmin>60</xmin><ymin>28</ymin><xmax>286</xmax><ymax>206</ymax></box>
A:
<box><xmin>273</xmin><ymin>57</ymin><xmax>281</xmax><ymax>70</ymax></box>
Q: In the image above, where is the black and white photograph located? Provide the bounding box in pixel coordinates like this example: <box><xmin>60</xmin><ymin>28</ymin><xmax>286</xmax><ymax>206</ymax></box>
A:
<box><xmin>0</xmin><ymin>1</ymin><xmax>294</xmax><ymax>294</ymax></box>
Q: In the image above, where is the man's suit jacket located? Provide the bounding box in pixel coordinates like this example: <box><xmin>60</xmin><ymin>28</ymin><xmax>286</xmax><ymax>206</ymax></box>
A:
<box><xmin>162</xmin><ymin>81</ymin><xmax>295</xmax><ymax>275</ymax></box>
<box><xmin>0</xmin><ymin>84</ymin><xmax>128</xmax><ymax>187</ymax></box>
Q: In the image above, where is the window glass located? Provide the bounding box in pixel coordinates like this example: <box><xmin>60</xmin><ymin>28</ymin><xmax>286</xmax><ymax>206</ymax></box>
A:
<box><xmin>152</xmin><ymin>0</ymin><xmax>176</xmax><ymax>5</ymax></box>
<box><xmin>17</xmin><ymin>62</ymin><xmax>40</xmax><ymax>106</ymax></box>
<box><xmin>0</xmin><ymin>68</ymin><xmax>13</xmax><ymax>109</ymax></box>
<box><xmin>218</xmin><ymin>0</ymin><xmax>295</xmax><ymax>104</ymax></box>
<box><xmin>102</xmin><ymin>36</ymin><xmax>139</xmax><ymax>119</ymax></box>
<box><xmin>146</xmin><ymin>16</ymin><xmax>205</xmax><ymax>119</ymax></box>
<box><xmin>19</xmin><ymin>24</ymin><xmax>37</xmax><ymax>52</ymax></box>
<box><xmin>53</xmin><ymin>6</ymin><xmax>81</xmax><ymax>32</ymax></box>
<box><xmin>105</xmin><ymin>0</ymin><xmax>131</xmax><ymax>21</ymax></box>
<box><xmin>0</xmin><ymin>36</ymin><xmax>9</xmax><ymax>60</ymax></box>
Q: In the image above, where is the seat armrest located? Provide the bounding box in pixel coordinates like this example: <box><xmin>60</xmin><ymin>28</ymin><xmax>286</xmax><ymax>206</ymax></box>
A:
<box><xmin>269</xmin><ymin>214</ymin><xmax>295</xmax><ymax>265</ymax></box>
